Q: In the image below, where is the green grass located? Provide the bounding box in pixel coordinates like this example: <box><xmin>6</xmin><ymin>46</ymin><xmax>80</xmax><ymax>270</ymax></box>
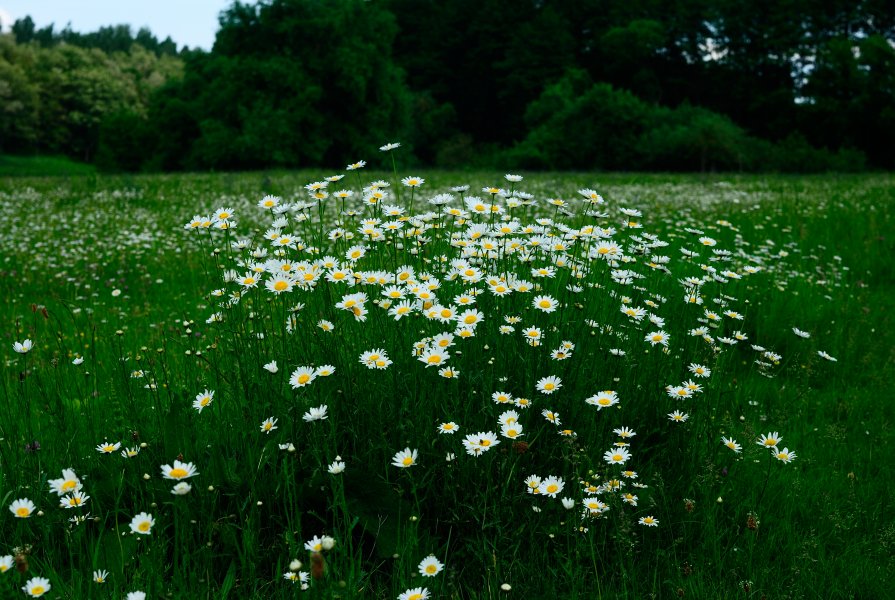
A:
<box><xmin>0</xmin><ymin>170</ymin><xmax>892</xmax><ymax>599</ymax></box>
<box><xmin>0</xmin><ymin>155</ymin><xmax>96</xmax><ymax>178</ymax></box>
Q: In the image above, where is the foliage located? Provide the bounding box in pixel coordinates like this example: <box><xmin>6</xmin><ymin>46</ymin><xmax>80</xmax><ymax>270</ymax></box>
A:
<box><xmin>2</xmin><ymin>0</ymin><xmax>895</xmax><ymax>171</ymax></box>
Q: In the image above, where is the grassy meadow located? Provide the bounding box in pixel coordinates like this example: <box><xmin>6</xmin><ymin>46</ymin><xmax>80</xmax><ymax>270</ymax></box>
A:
<box><xmin>0</xmin><ymin>166</ymin><xmax>892</xmax><ymax>599</ymax></box>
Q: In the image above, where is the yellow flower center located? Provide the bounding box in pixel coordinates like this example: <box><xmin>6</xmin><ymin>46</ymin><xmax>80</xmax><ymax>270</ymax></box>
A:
<box><xmin>298</xmin><ymin>374</ymin><xmax>310</xmax><ymax>384</ymax></box>
<box><xmin>62</xmin><ymin>480</ymin><xmax>77</xmax><ymax>492</ymax></box>
<box><xmin>31</xmin><ymin>586</ymin><xmax>45</xmax><ymax>595</ymax></box>
<box><xmin>16</xmin><ymin>507</ymin><xmax>30</xmax><ymax>517</ymax></box>
<box><xmin>402</xmin><ymin>457</ymin><xmax>413</xmax><ymax>466</ymax></box>
<box><xmin>138</xmin><ymin>521</ymin><xmax>151</xmax><ymax>532</ymax></box>
<box><xmin>169</xmin><ymin>468</ymin><xmax>188</xmax><ymax>478</ymax></box>
<box><xmin>544</xmin><ymin>383</ymin><xmax>555</xmax><ymax>390</ymax></box>
<box><xmin>425</xmin><ymin>565</ymin><xmax>437</xmax><ymax>574</ymax></box>
<box><xmin>274</xmin><ymin>281</ymin><xmax>289</xmax><ymax>291</ymax></box>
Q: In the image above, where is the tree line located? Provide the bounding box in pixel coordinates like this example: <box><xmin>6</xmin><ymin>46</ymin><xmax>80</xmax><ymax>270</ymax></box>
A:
<box><xmin>1</xmin><ymin>0</ymin><xmax>893</xmax><ymax>172</ymax></box>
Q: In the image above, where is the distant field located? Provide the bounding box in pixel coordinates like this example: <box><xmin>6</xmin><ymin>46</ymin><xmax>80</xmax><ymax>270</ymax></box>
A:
<box><xmin>0</xmin><ymin>155</ymin><xmax>96</xmax><ymax>177</ymax></box>
<box><xmin>0</xmin><ymin>171</ymin><xmax>892</xmax><ymax>599</ymax></box>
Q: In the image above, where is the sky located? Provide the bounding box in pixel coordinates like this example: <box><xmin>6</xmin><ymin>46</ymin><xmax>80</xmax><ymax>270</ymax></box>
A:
<box><xmin>0</xmin><ymin>0</ymin><xmax>232</xmax><ymax>50</ymax></box>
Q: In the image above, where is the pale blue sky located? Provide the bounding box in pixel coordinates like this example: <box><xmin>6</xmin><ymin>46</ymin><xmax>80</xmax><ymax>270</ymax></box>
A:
<box><xmin>0</xmin><ymin>1</ymin><xmax>232</xmax><ymax>49</ymax></box>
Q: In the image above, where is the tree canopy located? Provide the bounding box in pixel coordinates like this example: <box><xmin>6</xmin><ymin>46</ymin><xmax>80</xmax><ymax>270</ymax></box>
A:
<box><xmin>1</xmin><ymin>0</ymin><xmax>892</xmax><ymax>171</ymax></box>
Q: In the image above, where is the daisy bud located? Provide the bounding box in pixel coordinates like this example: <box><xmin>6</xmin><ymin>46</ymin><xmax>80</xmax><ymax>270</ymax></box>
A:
<box><xmin>289</xmin><ymin>559</ymin><xmax>303</xmax><ymax>572</ymax></box>
<box><xmin>501</xmin><ymin>583</ymin><xmax>512</xmax><ymax>591</ymax></box>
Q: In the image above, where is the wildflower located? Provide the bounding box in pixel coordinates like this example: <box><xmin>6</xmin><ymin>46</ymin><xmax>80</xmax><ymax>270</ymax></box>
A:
<box><xmin>315</xmin><ymin>365</ymin><xmax>336</xmax><ymax>377</ymax></box>
<box><xmin>161</xmin><ymin>460</ymin><xmax>199</xmax><ymax>480</ymax></box>
<box><xmin>817</xmin><ymin>350</ymin><xmax>837</xmax><ymax>362</ymax></box>
<box><xmin>48</xmin><ymin>469</ymin><xmax>82</xmax><ymax>495</ymax></box>
<box><xmin>328</xmin><ymin>460</ymin><xmax>346</xmax><ymax>474</ymax></box>
<box><xmin>96</xmin><ymin>441</ymin><xmax>121</xmax><ymax>454</ymax></box>
<box><xmin>774</xmin><ymin>447</ymin><xmax>797</xmax><ymax>463</ymax></box>
<box><xmin>645</xmin><ymin>330</ymin><xmax>670</xmax><ymax>347</ymax></box>
<box><xmin>398</xmin><ymin>588</ymin><xmax>429</xmax><ymax>600</ymax></box>
<box><xmin>283</xmin><ymin>571</ymin><xmax>305</xmax><ymax>583</ymax></box>
<box><xmin>72</xmin><ymin>356</ymin><xmax>84</xmax><ymax>365</ymax></box>
<box><xmin>260</xmin><ymin>417</ymin><xmax>278</xmax><ymax>434</ymax></box>
<box><xmin>462</xmin><ymin>432</ymin><xmax>500</xmax><ymax>456</ymax></box>
<box><xmin>380</xmin><ymin>142</ymin><xmax>401</xmax><ymax>152</ymax></box>
<box><xmin>265</xmin><ymin>276</ymin><xmax>294</xmax><ymax>294</ymax></box>
<box><xmin>121</xmin><ymin>446</ymin><xmax>140</xmax><ymax>458</ymax></box>
<box><xmin>638</xmin><ymin>516</ymin><xmax>659</xmax><ymax>527</ymax></box>
<box><xmin>536</xmin><ymin>375</ymin><xmax>562</xmax><ymax>394</ymax></box>
<box><xmin>419</xmin><ymin>347</ymin><xmax>450</xmax><ymax>367</ymax></box>
<box><xmin>93</xmin><ymin>570</ymin><xmax>108</xmax><ymax>583</ymax></box>
<box><xmin>438</xmin><ymin>422</ymin><xmax>459</xmax><ymax>434</ymax></box>
<box><xmin>126</xmin><ymin>593</ymin><xmax>146</xmax><ymax>600</ymax></box>
<box><xmin>13</xmin><ymin>339</ymin><xmax>33</xmax><ymax>354</ymax></box>
<box><xmin>538</xmin><ymin>476</ymin><xmax>565</xmax><ymax>497</ymax></box>
<box><xmin>303</xmin><ymin>405</ymin><xmax>329</xmax><ymax>422</ymax></box>
<box><xmin>360</xmin><ymin>348</ymin><xmax>392</xmax><ymax>369</ymax></box>
<box><xmin>561</xmin><ymin>497</ymin><xmax>576</xmax><ymax>510</ymax></box>
<box><xmin>603</xmin><ymin>448</ymin><xmax>631</xmax><ymax>465</ymax></box>
<box><xmin>668</xmin><ymin>411</ymin><xmax>689</xmax><ymax>422</ymax></box>
<box><xmin>346</xmin><ymin>160</ymin><xmax>366</xmax><ymax>170</ymax></box>
<box><xmin>524</xmin><ymin>475</ymin><xmax>543</xmax><ymax>494</ymax></box>
<box><xmin>259</xmin><ymin>195</ymin><xmax>280</xmax><ymax>209</ymax></box>
<box><xmin>586</xmin><ymin>391</ymin><xmax>619</xmax><ymax>410</ymax></box>
<box><xmin>290</xmin><ymin>366</ymin><xmax>317</xmax><ymax>388</ymax></box>
<box><xmin>541</xmin><ymin>410</ymin><xmax>561</xmax><ymax>426</ymax></box>
<box><xmin>304</xmin><ymin>535</ymin><xmax>326</xmax><ymax>552</ymax></box>
<box><xmin>688</xmin><ymin>363</ymin><xmax>711</xmax><ymax>378</ymax></box>
<box><xmin>532</xmin><ymin>295</ymin><xmax>559</xmax><ymax>313</ymax></box>
<box><xmin>793</xmin><ymin>328</ymin><xmax>811</xmax><ymax>338</ymax></box>
<box><xmin>392</xmin><ymin>448</ymin><xmax>418</xmax><ymax>468</ymax></box>
<box><xmin>129</xmin><ymin>512</ymin><xmax>154</xmax><ymax>535</ymax></box>
<box><xmin>438</xmin><ymin>367</ymin><xmax>459</xmax><ymax>378</ymax></box>
<box><xmin>60</xmin><ymin>491</ymin><xmax>89</xmax><ymax>509</ymax></box>
<box><xmin>171</xmin><ymin>482</ymin><xmax>192</xmax><ymax>495</ymax></box>
<box><xmin>500</xmin><ymin>423</ymin><xmax>524</xmax><ymax>439</ymax></box>
<box><xmin>22</xmin><ymin>577</ymin><xmax>51</xmax><ymax>597</ymax></box>
<box><xmin>193</xmin><ymin>389</ymin><xmax>214</xmax><ymax>413</ymax></box>
<box><xmin>402</xmin><ymin>176</ymin><xmax>425</xmax><ymax>187</ymax></box>
<box><xmin>10</xmin><ymin>498</ymin><xmax>35</xmax><ymax>518</ymax></box>
<box><xmin>614</xmin><ymin>427</ymin><xmax>636</xmax><ymax>438</ymax></box>
<box><xmin>722</xmin><ymin>437</ymin><xmax>742</xmax><ymax>453</ymax></box>
<box><xmin>0</xmin><ymin>556</ymin><xmax>13</xmax><ymax>572</ymax></box>
<box><xmin>418</xmin><ymin>555</ymin><xmax>444</xmax><ymax>577</ymax></box>
<box><xmin>757</xmin><ymin>432</ymin><xmax>781</xmax><ymax>449</ymax></box>
<box><xmin>457</xmin><ymin>308</ymin><xmax>484</xmax><ymax>327</ymax></box>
